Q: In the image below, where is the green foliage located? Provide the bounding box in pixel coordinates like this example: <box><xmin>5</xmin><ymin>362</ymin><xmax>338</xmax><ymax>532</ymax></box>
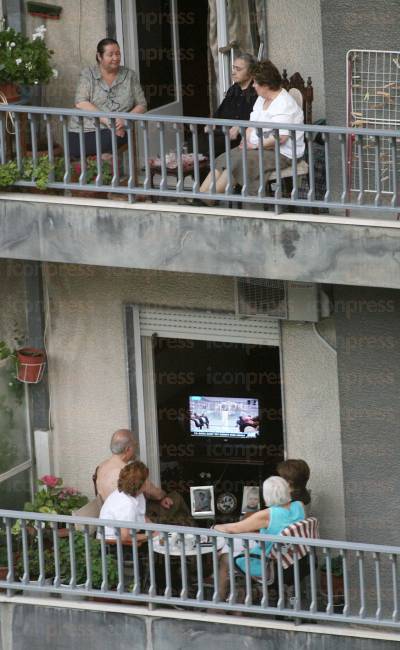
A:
<box><xmin>0</xmin><ymin>156</ymin><xmax>54</xmax><ymax>190</ymax></box>
<box><xmin>0</xmin><ymin>161</ymin><xmax>19</xmax><ymax>188</ymax></box>
<box><xmin>0</xmin><ymin>22</ymin><xmax>55</xmax><ymax>85</ymax></box>
<box><xmin>0</xmin><ymin>532</ymin><xmax>8</xmax><ymax>565</ymax></box>
<box><xmin>58</xmin><ymin>533</ymin><xmax>119</xmax><ymax>589</ymax></box>
<box><xmin>15</xmin><ymin>532</ymin><xmax>119</xmax><ymax>588</ymax></box>
<box><xmin>321</xmin><ymin>555</ymin><xmax>343</xmax><ymax>577</ymax></box>
<box><xmin>15</xmin><ymin>541</ymin><xmax>56</xmax><ymax>580</ymax></box>
<box><xmin>55</xmin><ymin>157</ymin><xmax>113</xmax><ymax>185</ymax></box>
<box><xmin>21</xmin><ymin>156</ymin><xmax>52</xmax><ymax>190</ymax></box>
<box><xmin>0</xmin><ymin>338</ymin><xmax>24</xmax><ymax>403</ymax></box>
<box><xmin>0</xmin><ymin>156</ymin><xmax>115</xmax><ymax>191</ymax></box>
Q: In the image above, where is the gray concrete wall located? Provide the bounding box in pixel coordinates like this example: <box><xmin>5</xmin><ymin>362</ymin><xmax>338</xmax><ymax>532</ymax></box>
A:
<box><xmin>321</xmin><ymin>0</ymin><xmax>400</xmax><ymax>128</ymax></box>
<box><xmin>24</xmin><ymin>0</ymin><xmax>107</xmax><ymax>110</ymax></box>
<box><xmin>0</xmin><ymin>260</ymin><xmax>26</xmax><ymax>345</ymax></box>
<box><xmin>44</xmin><ymin>264</ymin><xmax>235</xmax><ymax>496</ymax></box>
<box><xmin>267</xmin><ymin>0</ymin><xmax>326</xmax><ymax>120</ymax></box>
<box><xmin>333</xmin><ymin>285</ymin><xmax>400</xmax><ymax>545</ymax></box>
<box><xmin>0</xmin><ymin>602</ymin><xmax>399</xmax><ymax>649</ymax></box>
<box><xmin>281</xmin><ymin>320</ymin><xmax>345</xmax><ymax>540</ymax></box>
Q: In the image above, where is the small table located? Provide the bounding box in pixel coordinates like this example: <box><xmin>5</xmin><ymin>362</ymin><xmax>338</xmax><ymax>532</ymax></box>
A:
<box><xmin>153</xmin><ymin>534</ymin><xmax>224</xmax><ymax>557</ymax></box>
<box><xmin>149</xmin><ymin>154</ymin><xmax>209</xmax><ymax>201</ymax></box>
<box><xmin>153</xmin><ymin>534</ymin><xmax>224</xmax><ymax>598</ymax></box>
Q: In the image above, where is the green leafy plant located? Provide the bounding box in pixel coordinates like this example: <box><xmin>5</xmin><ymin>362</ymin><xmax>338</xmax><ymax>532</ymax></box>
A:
<box><xmin>321</xmin><ymin>555</ymin><xmax>343</xmax><ymax>577</ymax></box>
<box><xmin>0</xmin><ymin>532</ymin><xmax>8</xmax><ymax>566</ymax></box>
<box><xmin>21</xmin><ymin>156</ymin><xmax>52</xmax><ymax>190</ymax></box>
<box><xmin>0</xmin><ymin>21</ymin><xmax>56</xmax><ymax>86</ymax></box>
<box><xmin>0</xmin><ymin>161</ymin><xmax>19</xmax><ymax>188</ymax></box>
<box><xmin>15</xmin><ymin>541</ymin><xmax>56</xmax><ymax>580</ymax></box>
<box><xmin>58</xmin><ymin>533</ymin><xmax>119</xmax><ymax>589</ymax></box>
<box><xmin>55</xmin><ymin>157</ymin><xmax>113</xmax><ymax>185</ymax></box>
<box><xmin>0</xmin><ymin>337</ymin><xmax>23</xmax><ymax>406</ymax></box>
<box><xmin>24</xmin><ymin>475</ymin><xmax>88</xmax><ymax>516</ymax></box>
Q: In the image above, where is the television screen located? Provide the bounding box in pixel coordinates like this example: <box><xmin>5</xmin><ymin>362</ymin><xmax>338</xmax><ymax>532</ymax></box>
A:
<box><xmin>189</xmin><ymin>396</ymin><xmax>260</xmax><ymax>439</ymax></box>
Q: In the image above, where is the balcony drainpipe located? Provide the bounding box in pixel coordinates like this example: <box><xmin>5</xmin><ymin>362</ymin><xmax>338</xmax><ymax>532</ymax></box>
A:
<box><xmin>23</xmin><ymin>261</ymin><xmax>51</xmax><ymax>482</ymax></box>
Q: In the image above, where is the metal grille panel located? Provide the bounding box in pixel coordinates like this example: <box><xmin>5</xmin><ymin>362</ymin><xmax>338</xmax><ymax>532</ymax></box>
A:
<box><xmin>235</xmin><ymin>278</ymin><xmax>287</xmax><ymax>319</ymax></box>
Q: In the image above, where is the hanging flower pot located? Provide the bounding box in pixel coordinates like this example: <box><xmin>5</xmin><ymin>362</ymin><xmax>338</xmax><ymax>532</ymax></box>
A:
<box><xmin>16</xmin><ymin>347</ymin><xmax>46</xmax><ymax>383</ymax></box>
<box><xmin>0</xmin><ymin>82</ymin><xmax>21</xmax><ymax>103</ymax></box>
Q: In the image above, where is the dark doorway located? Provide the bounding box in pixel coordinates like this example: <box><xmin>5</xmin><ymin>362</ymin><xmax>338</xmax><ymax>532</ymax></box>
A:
<box><xmin>153</xmin><ymin>337</ymin><xmax>284</xmax><ymax>521</ymax></box>
<box><xmin>177</xmin><ymin>0</ymin><xmax>209</xmax><ymax>117</ymax></box>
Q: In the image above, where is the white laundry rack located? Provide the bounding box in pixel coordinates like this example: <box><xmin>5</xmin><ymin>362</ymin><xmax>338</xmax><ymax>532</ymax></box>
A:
<box><xmin>346</xmin><ymin>49</ymin><xmax>400</xmax><ymax>196</ymax></box>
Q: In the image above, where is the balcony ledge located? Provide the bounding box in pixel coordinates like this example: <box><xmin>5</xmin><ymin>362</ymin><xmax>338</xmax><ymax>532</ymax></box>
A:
<box><xmin>1</xmin><ymin>193</ymin><xmax>400</xmax><ymax>288</ymax></box>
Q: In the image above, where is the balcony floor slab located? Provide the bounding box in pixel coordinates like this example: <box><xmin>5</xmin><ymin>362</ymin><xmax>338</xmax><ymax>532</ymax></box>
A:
<box><xmin>1</xmin><ymin>194</ymin><xmax>400</xmax><ymax>288</ymax></box>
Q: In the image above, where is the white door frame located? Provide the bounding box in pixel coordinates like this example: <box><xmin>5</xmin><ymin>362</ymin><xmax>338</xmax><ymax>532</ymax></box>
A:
<box><xmin>120</xmin><ymin>0</ymin><xmax>182</xmax><ymax>116</ymax></box>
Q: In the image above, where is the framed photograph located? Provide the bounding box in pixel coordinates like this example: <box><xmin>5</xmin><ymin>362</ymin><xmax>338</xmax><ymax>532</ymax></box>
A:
<box><xmin>190</xmin><ymin>485</ymin><xmax>215</xmax><ymax>518</ymax></box>
<box><xmin>241</xmin><ymin>486</ymin><xmax>261</xmax><ymax>514</ymax></box>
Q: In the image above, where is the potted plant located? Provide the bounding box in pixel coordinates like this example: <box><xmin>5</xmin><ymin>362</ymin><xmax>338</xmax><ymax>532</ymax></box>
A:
<box><xmin>320</xmin><ymin>555</ymin><xmax>344</xmax><ymax>610</ymax></box>
<box><xmin>15</xmin><ymin>540</ymin><xmax>56</xmax><ymax>596</ymax></box>
<box><xmin>0</xmin><ymin>161</ymin><xmax>19</xmax><ymax>189</ymax></box>
<box><xmin>16</xmin><ymin>347</ymin><xmax>46</xmax><ymax>383</ymax></box>
<box><xmin>24</xmin><ymin>475</ymin><xmax>89</xmax><ymax>520</ymax></box>
<box><xmin>0</xmin><ymin>156</ymin><xmax>59</xmax><ymax>193</ymax></box>
<box><xmin>0</xmin><ymin>20</ymin><xmax>56</xmax><ymax>101</ymax></box>
<box><xmin>54</xmin><ymin>156</ymin><xmax>114</xmax><ymax>198</ymax></box>
<box><xmin>58</xmin><ymin>533</ymin><xmax>119</xmax><ymax>600</ymax></box>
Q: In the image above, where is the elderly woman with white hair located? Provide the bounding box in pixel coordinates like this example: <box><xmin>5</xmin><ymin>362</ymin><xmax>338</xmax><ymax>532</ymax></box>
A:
<box><xmin>214</xmin><ymin>476</ymin><xmax>305</xmax><ymax>597</ymax></box>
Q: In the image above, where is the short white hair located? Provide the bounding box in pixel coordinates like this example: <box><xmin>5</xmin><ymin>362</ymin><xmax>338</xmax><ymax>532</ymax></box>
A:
<box><xmin>110</xmin><ymin>429</ymin><xmax>134</xmax><ymax>455</ymax></box>
<box><xmin>263</xmin><ymin>476</ymin><xmax>290</xmax><ymax>507</ymax></box>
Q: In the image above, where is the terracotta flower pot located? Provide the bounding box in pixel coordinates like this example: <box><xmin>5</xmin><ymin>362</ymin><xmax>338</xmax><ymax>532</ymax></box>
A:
<box><xmin>0</xmin><ymin>83</ymin><xmax>21</xmax><ymax>103</ymax></box>
<box><xmin>16</xmin><ymin>347</ymin><xmax>46</xmax><ymax>383</ymax></box>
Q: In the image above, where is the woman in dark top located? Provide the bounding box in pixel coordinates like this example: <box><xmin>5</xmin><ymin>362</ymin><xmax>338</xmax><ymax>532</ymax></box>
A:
<box><xmin>198</xmin><ymin>52</ymin><xmax>257</xmax><ymax>157</ymax></box>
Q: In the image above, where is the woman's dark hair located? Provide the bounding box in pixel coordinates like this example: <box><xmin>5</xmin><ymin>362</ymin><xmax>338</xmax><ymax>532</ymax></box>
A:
<box><xmin>277</xmin><ymin>459</ymin><xmax>311</xmax><ymax>505</ymax></box>
<box><xmin>96</xmin><ymin>38</ymin><xmax>120</xmax><ymax>63</ymax></box>
<box><xmin>250</xmin><ymin>59</ymin><xmax>282</xmax><ymax>90</ymax></box>
<box><xmin>118</xmin><ymin>460</ymin><xmax>149</xmax><ymax>497</ymax></box>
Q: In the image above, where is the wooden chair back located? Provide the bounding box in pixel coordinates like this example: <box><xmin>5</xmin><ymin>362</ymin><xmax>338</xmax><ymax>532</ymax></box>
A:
<box><xmin>282</xmin><ymin>70</ymin><xmax>314</xmax><ymax>124</ymax></box>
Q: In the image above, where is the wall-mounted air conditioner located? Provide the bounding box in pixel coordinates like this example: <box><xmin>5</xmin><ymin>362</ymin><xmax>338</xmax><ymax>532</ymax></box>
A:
<box><xmin>234</xmin><ymin>278</ymin><xmax>331</xmax><ymax>322</ymax></box>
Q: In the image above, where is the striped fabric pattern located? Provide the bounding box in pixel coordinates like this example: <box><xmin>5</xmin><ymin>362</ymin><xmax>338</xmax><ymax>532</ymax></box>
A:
<box><xmin>269</xmin><ymin>516</ymin><xmax>320</xmax><ymax>569</ymax></box>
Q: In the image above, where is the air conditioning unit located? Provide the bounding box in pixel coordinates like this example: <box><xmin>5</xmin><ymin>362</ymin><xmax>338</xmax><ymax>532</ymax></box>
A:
<box><xmin>234</xmin><ymin>278</ymin><xmax>331</xmax><ymax>322</ymax></box>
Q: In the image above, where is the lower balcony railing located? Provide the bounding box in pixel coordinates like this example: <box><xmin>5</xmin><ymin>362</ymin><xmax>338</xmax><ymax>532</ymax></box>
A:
<box><xmin>1</xmin><ymin>509</ymin><xmax>399</xmax><ymax>630</ymax></box>
<box><xmin>1</xmin><ymin>105</ymin><xmax>400</xmax><ymax>216</ymax></box>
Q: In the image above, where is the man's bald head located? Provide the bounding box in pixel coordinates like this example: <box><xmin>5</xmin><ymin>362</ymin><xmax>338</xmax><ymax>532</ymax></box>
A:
<box><xmin>110</xmin><ymin>429</ymin><xmax>136</xmax><ymax>456</ymax></box>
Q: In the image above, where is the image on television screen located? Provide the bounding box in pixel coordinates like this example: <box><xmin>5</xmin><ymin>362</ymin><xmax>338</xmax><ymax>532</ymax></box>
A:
<box><xmin>189</xmin><ymin>396</ymin><xmax>260</xmax><ymax>439</ymax></box>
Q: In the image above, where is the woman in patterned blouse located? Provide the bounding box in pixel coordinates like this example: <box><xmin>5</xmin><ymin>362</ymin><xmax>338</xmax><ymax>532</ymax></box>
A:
<box><xmin>68</xmin><ymin>38</ymin><xmax>147</xmax><ymax>159</ymax></box>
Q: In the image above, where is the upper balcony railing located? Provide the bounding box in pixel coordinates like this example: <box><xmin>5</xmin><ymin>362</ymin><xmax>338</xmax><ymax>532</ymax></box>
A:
<box><xmin>1</xmin><ymin>508</ymin><xmax>400</xmax><ymax>630</ymax></box>
<box><xmin>1</xmin><ymin>104</ymin><xmax>400</xmax><ymax>216</ymax></box>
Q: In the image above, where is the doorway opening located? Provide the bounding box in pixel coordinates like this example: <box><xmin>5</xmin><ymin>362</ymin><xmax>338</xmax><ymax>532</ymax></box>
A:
<box><xmin>153</xmin><ymin>337</ymin><xmax>284</xmax><ymax>521</ymax></box>
<box><xmin>177</xmin><ymin>0</ymin><xmax>209</xmax><ymax>117</ymax></box>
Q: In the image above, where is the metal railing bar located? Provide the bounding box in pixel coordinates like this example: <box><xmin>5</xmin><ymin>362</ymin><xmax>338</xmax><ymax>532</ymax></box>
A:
<box><xmin>3</xmin><ymin>510</ymin><xmax>400</xmax><ymax>555</ymax></box>
<box><xmin>94</xmin><ymin>119</ymin><xmax>102</xmax><ymax>186</ymax></box>
<box><xmin>4</xmin><ymin>103</ymin><xmax>400</xmax><ymax>138</ymax></box>
<box><xmin>307</xmin><ymin>133</ymin><xmax>315</xmax><ymax>201</ymax></box>
<box><xmin>323</xmin><ymin>132</ymin><xmax>331</xmax><ymax>203</ymax></box>
<box><xmin>390</xmin><ymin>553</ymin><xmax>398</xmax><ymax>622</ymax></box>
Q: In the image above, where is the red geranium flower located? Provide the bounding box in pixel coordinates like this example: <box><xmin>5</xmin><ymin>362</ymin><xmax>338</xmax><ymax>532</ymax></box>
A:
<box><xmin>40</xmin><ymin>474</ymin><xmax>61</xmax><ymax>488</ymax></box>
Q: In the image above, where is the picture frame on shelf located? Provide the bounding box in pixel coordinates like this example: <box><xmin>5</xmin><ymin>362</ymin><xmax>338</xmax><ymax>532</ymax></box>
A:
<box><xmin>190</xmin><ymin>485</ymin><xmax>215</xmax><ymax>518</ymax></box>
